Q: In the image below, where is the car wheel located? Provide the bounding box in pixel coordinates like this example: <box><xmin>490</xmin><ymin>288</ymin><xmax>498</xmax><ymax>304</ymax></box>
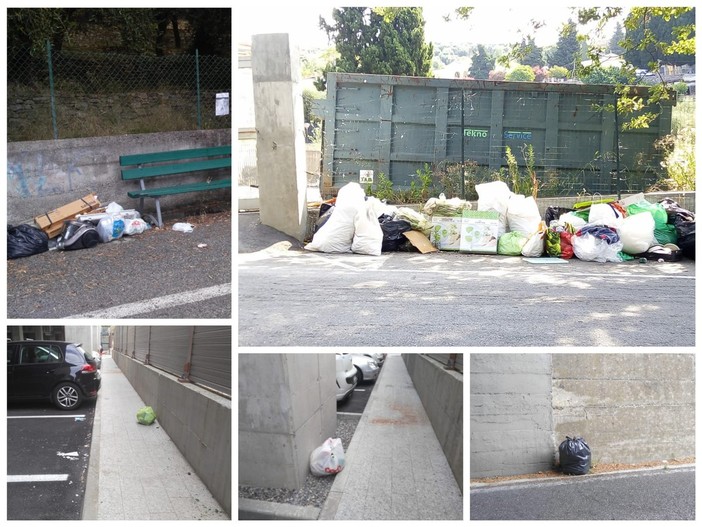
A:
<box><xmin>354</xmin><ymin>366</ymin><xmax>363</xmax><ymax>383</ymax></box>
<box><xmin>52</xmin><ymin>382</ymin><xmax>83</xmax><ymax>410</ymax></box>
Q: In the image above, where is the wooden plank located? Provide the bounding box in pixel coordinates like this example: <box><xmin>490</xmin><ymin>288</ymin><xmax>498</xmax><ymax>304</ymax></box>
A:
<box><xmin>34</xmin><ymin>194</ymin><xmax>101</xmax><ymax>232</ymax></box>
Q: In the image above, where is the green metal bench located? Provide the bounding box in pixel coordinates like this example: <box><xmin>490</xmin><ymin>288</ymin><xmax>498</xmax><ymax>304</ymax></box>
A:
<box><xmin>119</xmin><ymin>145</ymin><xmax>231</xmax><ymax>227</ymax></box>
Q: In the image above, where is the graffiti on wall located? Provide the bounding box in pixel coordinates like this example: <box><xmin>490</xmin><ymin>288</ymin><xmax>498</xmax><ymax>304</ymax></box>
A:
<box><xmin>7</xmin><ymin>155</ymin><xmax>83</xmax><ymax>198</ymax></box>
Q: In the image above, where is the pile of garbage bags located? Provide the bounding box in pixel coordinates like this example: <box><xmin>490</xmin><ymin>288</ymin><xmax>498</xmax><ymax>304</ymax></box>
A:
<box><xmin>8</xmin><ymin>201</ymin><xmax>150</xmax><ymax>259</ymax></box>
<box><xmin>306</xmin><ymin>181</ymin><xmax>695</xmax><ymax>263</ymax></box>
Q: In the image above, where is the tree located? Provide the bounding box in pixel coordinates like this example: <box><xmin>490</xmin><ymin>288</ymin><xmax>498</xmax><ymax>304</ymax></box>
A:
<box><xmin>547</xmin><ymin>19</ymin><xmax>581</xmax><ymax>71</ymax></box>
<box><xmin>549</xmin><ymin>65</ymin><xmax>569</xmax><ymax>80</ymax></box>
<box><xmin>580</xmin><ymin>66</ymin><xmax>635</xmax><ymax>85</ymax></box>
<box><xmin>469</xmin><ymin>45</ymin><xmax>493</xmax><ymax>79</ymax></box>
<box><xmin>7</xmin><ymin>8</ymin><xmax>230</xmax><ymax>57</ymax></box>
<box><xmin>608</xmin><ymin>22</ymin><xmax>625</xmax><ymax>54</ymax></box>
<box><xmin>622</xmin><ymin>9</ymin><xmax>695</xmax><ymax>69</ymax></box>
<box><xmin>578</xmin><ymin>7</ymin><xmax>695</xmax><ymax>129</ymax></box>
<box><xmin>518</xmin><ymin>36</ymin><xmax>544</xmax><ymax>67</ymax></box>
<box><xmin>317</xmin><ymin>7</ymin><xmax>433</xmax><ymax>90</ymax></box>
<box><xmin>506</xmin><ymin>65</ymin><xmax>536</xmax><ymax>82</ymax></box>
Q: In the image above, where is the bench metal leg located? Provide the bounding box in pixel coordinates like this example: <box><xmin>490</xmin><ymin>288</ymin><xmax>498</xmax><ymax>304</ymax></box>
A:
<box><xmin>155</xmin><ymin>198</ymin><xmax>163</xmax><ymax>228</ymax></box>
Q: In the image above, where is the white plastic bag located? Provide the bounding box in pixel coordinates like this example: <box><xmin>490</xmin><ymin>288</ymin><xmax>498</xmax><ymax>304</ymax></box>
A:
<box><xmin>521</xmin><ymin>221</ymin><xmax>547</xmax><ymax>257</ymax></box>
<box><xmin>572</xmin><ymin>233</ymin><xmax>623</xmax><ymax>262</ymax></box>
<box><xmin>351</xmin><ymin>202</ymin><xmax>383</xmax><ymax>256</ymax></box>
<box><xmin>305</xmin><ymin>182</ymin><xmax>366</xmax><ymax>253</ymax></box>
<box><xmin>588</xmin><ymin>203</ymin><xmax>624</xmax><ymax>229</ymax></box>
<box><xmin>507</xmin><ymin>194</ymin><xmax>541</xmax><ymax>235</ymax></box>
<box><xmin>173</xmin><ymin>222</ymin><xmax>194</xmax><ymax>233</ymax></box>
<box><xmin>105</xmin><ymin>202</ymin><xmax>124</xmax><ymax>214</ymax></box>
<box><xmin>619</xmin><ymin>212</ymin><xmax>656</xmax><ymax>254</ymax></box>
<box><xmin>123</xmin><ymin>218</ymin><xmax>149</xmax><ymax>236</ymax></box>
<box><xmin>476</xmin><ymin>181</ymin><xmax>512</xmax><ymax>237</ymax></box>
<box><xmin>97</xmin><ymin>216</ymin><xmax>125</xmax><ymax>243</ymax></box>
<box><xmin>310</xmin><ymin>437</ymin><xmax>345</xmax><ymax>477</ymax></box>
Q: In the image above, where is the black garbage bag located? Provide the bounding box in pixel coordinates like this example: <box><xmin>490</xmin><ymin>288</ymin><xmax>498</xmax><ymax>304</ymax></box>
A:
<box><xmin>544</xmin><ymin>206</ymin><xmax>575</xmax><ymax>226</ymax></box>
<box><xmin>314</xmin><ymin>205</ymin><xmax>335</xmax><ymax>234</ymax></box>
<box><xmin>559</xmin><ymin>436</ymin><xmax>591</xmax><ymax>475</ymax></box>
<box><xmin>8</xmin><ymin>224</ymin><xmax>49</xmax><ymax>259</ymax></box>
<box><xmin>658</xmin><ymin>199</ymin><xmax>695</xmax><ymax>260</ymax></box>
<box><xmin>378</xmin><ymin>217</ymin><xmax>412</xmax><ymax>252</ymax></box>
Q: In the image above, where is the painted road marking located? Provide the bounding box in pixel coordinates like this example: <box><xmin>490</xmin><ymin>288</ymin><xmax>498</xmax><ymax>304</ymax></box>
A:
<box><xmin>354</xmin><ymin>389</ymin><xmax>366</xmax><ymax>392</ymax></box>
<box><xmin>8</xmin><ymin>415</ymin><xmax>86</xmax><ymax>419</ymax></box>
<box><xmin>337</xmin><ymin>411</ymin><xmax>362</xmax><ymax>416</ymax></box>
<box><xmin>65</xmin><ymin>283</ymin><xmax>231</xmax><ymax>318</ymax></box>
<box><xmin>8</xmin><ymin>474</ymin><xmax>69</xmax><ymax>483</ymax></box>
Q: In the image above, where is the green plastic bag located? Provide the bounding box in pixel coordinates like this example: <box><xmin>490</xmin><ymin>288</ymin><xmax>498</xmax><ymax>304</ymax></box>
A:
<box><xmin>654</xmin><ymin>224</ymin><xmax>678</xmax><ymax>245</ymax></box>
<box><xmin>137</xmin><ymin>406</ymin><xmax>156</xmax><ymax>425</ymax></box>
<box><xmin>497</xmin><ymin>231</ymin><xmax>528</xmax><ymax>256</ymax></box>
<box><xmin>626</xmin><ymin>201</ymin><xmax>668</xmax><ymax>230</ymax></box>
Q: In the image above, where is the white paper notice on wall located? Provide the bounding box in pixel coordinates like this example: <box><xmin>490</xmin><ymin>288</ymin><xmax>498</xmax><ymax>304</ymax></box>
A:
<box><xmin>216</xmin><ymin>93</ymin><xmax>230</xmax><ymax>116</ymax></box>
<box><xmin>359</xmin><ymin>170</ymin><xmax>374</xmax><ymax>184</ymax></box>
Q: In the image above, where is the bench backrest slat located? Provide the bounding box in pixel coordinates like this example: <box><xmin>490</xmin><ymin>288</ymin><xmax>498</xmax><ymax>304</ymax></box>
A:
<box><xmin>121</xmin><ymin>157</ymin><xmax>231</xmax><ymax>180</ymax></box>
<box><xmin>119</xmin><ymin>145</ymin><xmax>231</xmax><ymax>167</ymax></box>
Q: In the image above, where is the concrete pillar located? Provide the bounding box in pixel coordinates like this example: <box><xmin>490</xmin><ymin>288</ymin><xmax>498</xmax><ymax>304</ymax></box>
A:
<box><xmin>251</xmin><ymin>34</ymin><xmax>308</xmax><ymax>241</ymax></box>
<box><xmin>238</xmin><ymin>354</ymin><xmax>337</xmax><ymax>489</ymax></box>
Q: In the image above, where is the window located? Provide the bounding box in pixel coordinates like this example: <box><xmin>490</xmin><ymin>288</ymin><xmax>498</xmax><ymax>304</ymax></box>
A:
<box><xmin>19</xmin><ymin>345</ymin><xmax>62</xmax><ymax>365</ymax></box>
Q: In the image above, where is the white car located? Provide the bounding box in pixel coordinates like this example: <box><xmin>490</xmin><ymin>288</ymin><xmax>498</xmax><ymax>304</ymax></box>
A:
<box><xmin>351</xmin><ymin>354</ymin><xmax>380</xmax><ymax>382</ymax></box>
<box><xmin>335</xmin><ymin>353</ymin><xmax>357</xmax><ymax>402</ymax></box>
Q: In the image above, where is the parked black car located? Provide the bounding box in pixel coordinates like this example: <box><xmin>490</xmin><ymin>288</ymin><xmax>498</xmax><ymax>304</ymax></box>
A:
<box><xmin>7</xmin><ymin>341</ymin><xmax>101</xmax><ymax>410</ymax></box>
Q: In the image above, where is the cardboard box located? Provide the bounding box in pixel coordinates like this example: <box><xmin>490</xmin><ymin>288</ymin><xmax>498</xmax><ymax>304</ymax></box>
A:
<box><xmin>403</xmin><ymin>230</ymin><xmax>439</xmax><ymax>254</ymax></box>
<box><xmin>429</xmin><ymin>216</ymin><xmax>463</xmax><ymax>251</ymax></box>
<box><xmin>459</xmin><ymin>210</ymin><xmax>500</xmax><ymax>254</ymax></box>
<box><xmin>34</xmin><ymin>194</ymin><xmax>101</xmax><ymax>238</ymax></box>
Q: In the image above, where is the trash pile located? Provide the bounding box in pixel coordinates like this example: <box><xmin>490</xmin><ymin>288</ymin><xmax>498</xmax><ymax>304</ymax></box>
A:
<box><xmin>7</xmin><ymin>194</ymin><xmax>151</xmax><ymax>259</ymax></box>
<box><xmin>306</xmin><ymin>181</ymin><xmax>695</xmax><ymax>263</ymax></box>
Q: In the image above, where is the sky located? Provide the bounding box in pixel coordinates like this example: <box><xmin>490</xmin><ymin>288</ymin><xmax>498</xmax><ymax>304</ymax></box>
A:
<box><xmin>236</xmin><ymin>4</ymin><xmax>624</xmax><ymax>49</ymax></box>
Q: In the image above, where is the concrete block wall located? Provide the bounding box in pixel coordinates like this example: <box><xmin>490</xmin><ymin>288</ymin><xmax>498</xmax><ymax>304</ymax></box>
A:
<box><xmin>402</xmin><ymin>354</ymin><xmax>463</xmax><ymax>491</ymax></box>
<box><xmin>471</xmin><ymin>353</ymin><xmax>695</xmax><ymax>479</ymax></box>
<box><xmin>113</xmin><ymin>353</ymin><xmax>231</xmax><ymax>515</ymax></box>
<box><xmin>7</xmin><ymin>129</ymin><xmax>230</xmax><ymax>224</ymax></box>
<box><xmin>470</xmin><ymin>354</ymin><xmax>554</xmax><ymax>478</ymax></box>
<box><xmin>238</xmin><ymin>354</ymin><xmax>336</xmax><ymax>490</ymax></box>
<box><xmin>552</xmin><ymin>353</ymin><xmax>695</xmax><ymax>464</ymax></box>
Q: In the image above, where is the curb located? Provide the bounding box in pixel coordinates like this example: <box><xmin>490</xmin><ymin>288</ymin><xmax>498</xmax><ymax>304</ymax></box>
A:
<box><xmin>238</xmin><ymin>498</ymin><xmax>320</xmax><ymax>520</ymax></box>
<box><xmin>470</xmin><ymin>464</ymin><xmax>697</xmax><ymax>490</ymax></box>
<box><xmin>318</xmin><ymin>359</ymin><xmax>390</xmax><ymax>520</ymax></box>
<box><xmin>81</xmin><ymin>386</ymin><xmax>102</xmax><ymax>520</ymax></box>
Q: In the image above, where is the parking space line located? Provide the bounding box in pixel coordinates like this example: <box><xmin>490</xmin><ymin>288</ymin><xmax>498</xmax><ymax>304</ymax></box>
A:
<box><xmin>8</xmin><ymin>474</ymin><xmax>69</xmax><ymax>483</ymax></box>
<box><xmin>337</xmin><ymin>411</ymin><xmax>362</xmax><ymax>416</ymax></box>
<box><xmin>354</xmin><ymin>389</ymin><xmax>366</xmax><ymax>392</ymax></box>
<box><xmin>8</xmin><ymin>415</ymin><xmax>86</xmax><ymax>419</ymax></box>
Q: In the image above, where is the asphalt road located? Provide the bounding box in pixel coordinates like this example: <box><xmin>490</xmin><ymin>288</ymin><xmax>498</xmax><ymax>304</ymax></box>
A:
<box><xmin>238</xmin><ymin>239</ymin><xmax>696</xmax><ymax>347</ymax></box>
<box><xmin>470</xmin><ymin>467</ymin><xmax>695</xmax><ymax>520</ymax></box>
<box><xmin>8</xmin><ymin>211</ymin><xmax>231</xmax><ymax>319</ymax></box>
<box><xmin>8</xmin><ymin>400</ymin><xmax>97</xmax><ymax>520</ymax></box>
<box><xmin>337</xmin><ymin>374</ymin><xmax>377</xmax><ymax>415</ymax></box>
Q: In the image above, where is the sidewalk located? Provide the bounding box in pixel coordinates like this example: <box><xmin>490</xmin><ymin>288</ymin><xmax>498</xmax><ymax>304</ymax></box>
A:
<box><xmin>83</xmin><ymin>356</ymin><xmax>229</xmax><ymax>520</ymax></box>
<box><xmin>320</xmin><ymin>354</ymin><xmax>463</xmax><ymax>521</ymax></box>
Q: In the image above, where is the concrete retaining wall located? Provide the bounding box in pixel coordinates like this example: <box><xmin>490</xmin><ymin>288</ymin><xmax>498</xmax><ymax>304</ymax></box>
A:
<box><xmin>7</xmin><ymin>129</ymin><xmax>230</xmax><ymax>224</ymax></box>
<box><xmin>403</xmin><ymin>354</ymin><xmax>463</xmax><ymax>491</ymax></box>
<box><xmin>238</xmin><ymin>354</ymin><xmax>336</xmax><ymax>490</ymax></box>
<box><xmin>113</xmin><ymin>352</ymin><xmax>231</xmax><ymax>516</ymax></box>
<box><xmin>552</xmin><ymin>353</ymin><xmax>695</xmax><ymax>464</ymax></box>
<box><xmin>470</xmin><ymin>353</ymin><xmax>695</xmax><ymax>479</ymax></box>
<box><xmin>470</xmin><ymin>354</ymin><xmax>554</xmax><ymax>478</ymax></box>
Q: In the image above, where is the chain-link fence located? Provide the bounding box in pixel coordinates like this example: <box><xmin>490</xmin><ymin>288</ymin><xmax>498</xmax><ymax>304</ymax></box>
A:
<box><xmin>8</xmin><ymin>42</ymin><xmax>231</xmax><ymax>142</ymax></box>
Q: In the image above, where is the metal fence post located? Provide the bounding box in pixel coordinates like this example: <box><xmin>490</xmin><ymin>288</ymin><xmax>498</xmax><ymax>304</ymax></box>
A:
<box><xmin>195</xmin><ymin>49</ymin><xmax>202</xmax><ymax>130</ymax></box>
<box><xmin>46</xmin><ymin>39</ymin><xmax>59</xmax><ymax>140</ymax></box>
